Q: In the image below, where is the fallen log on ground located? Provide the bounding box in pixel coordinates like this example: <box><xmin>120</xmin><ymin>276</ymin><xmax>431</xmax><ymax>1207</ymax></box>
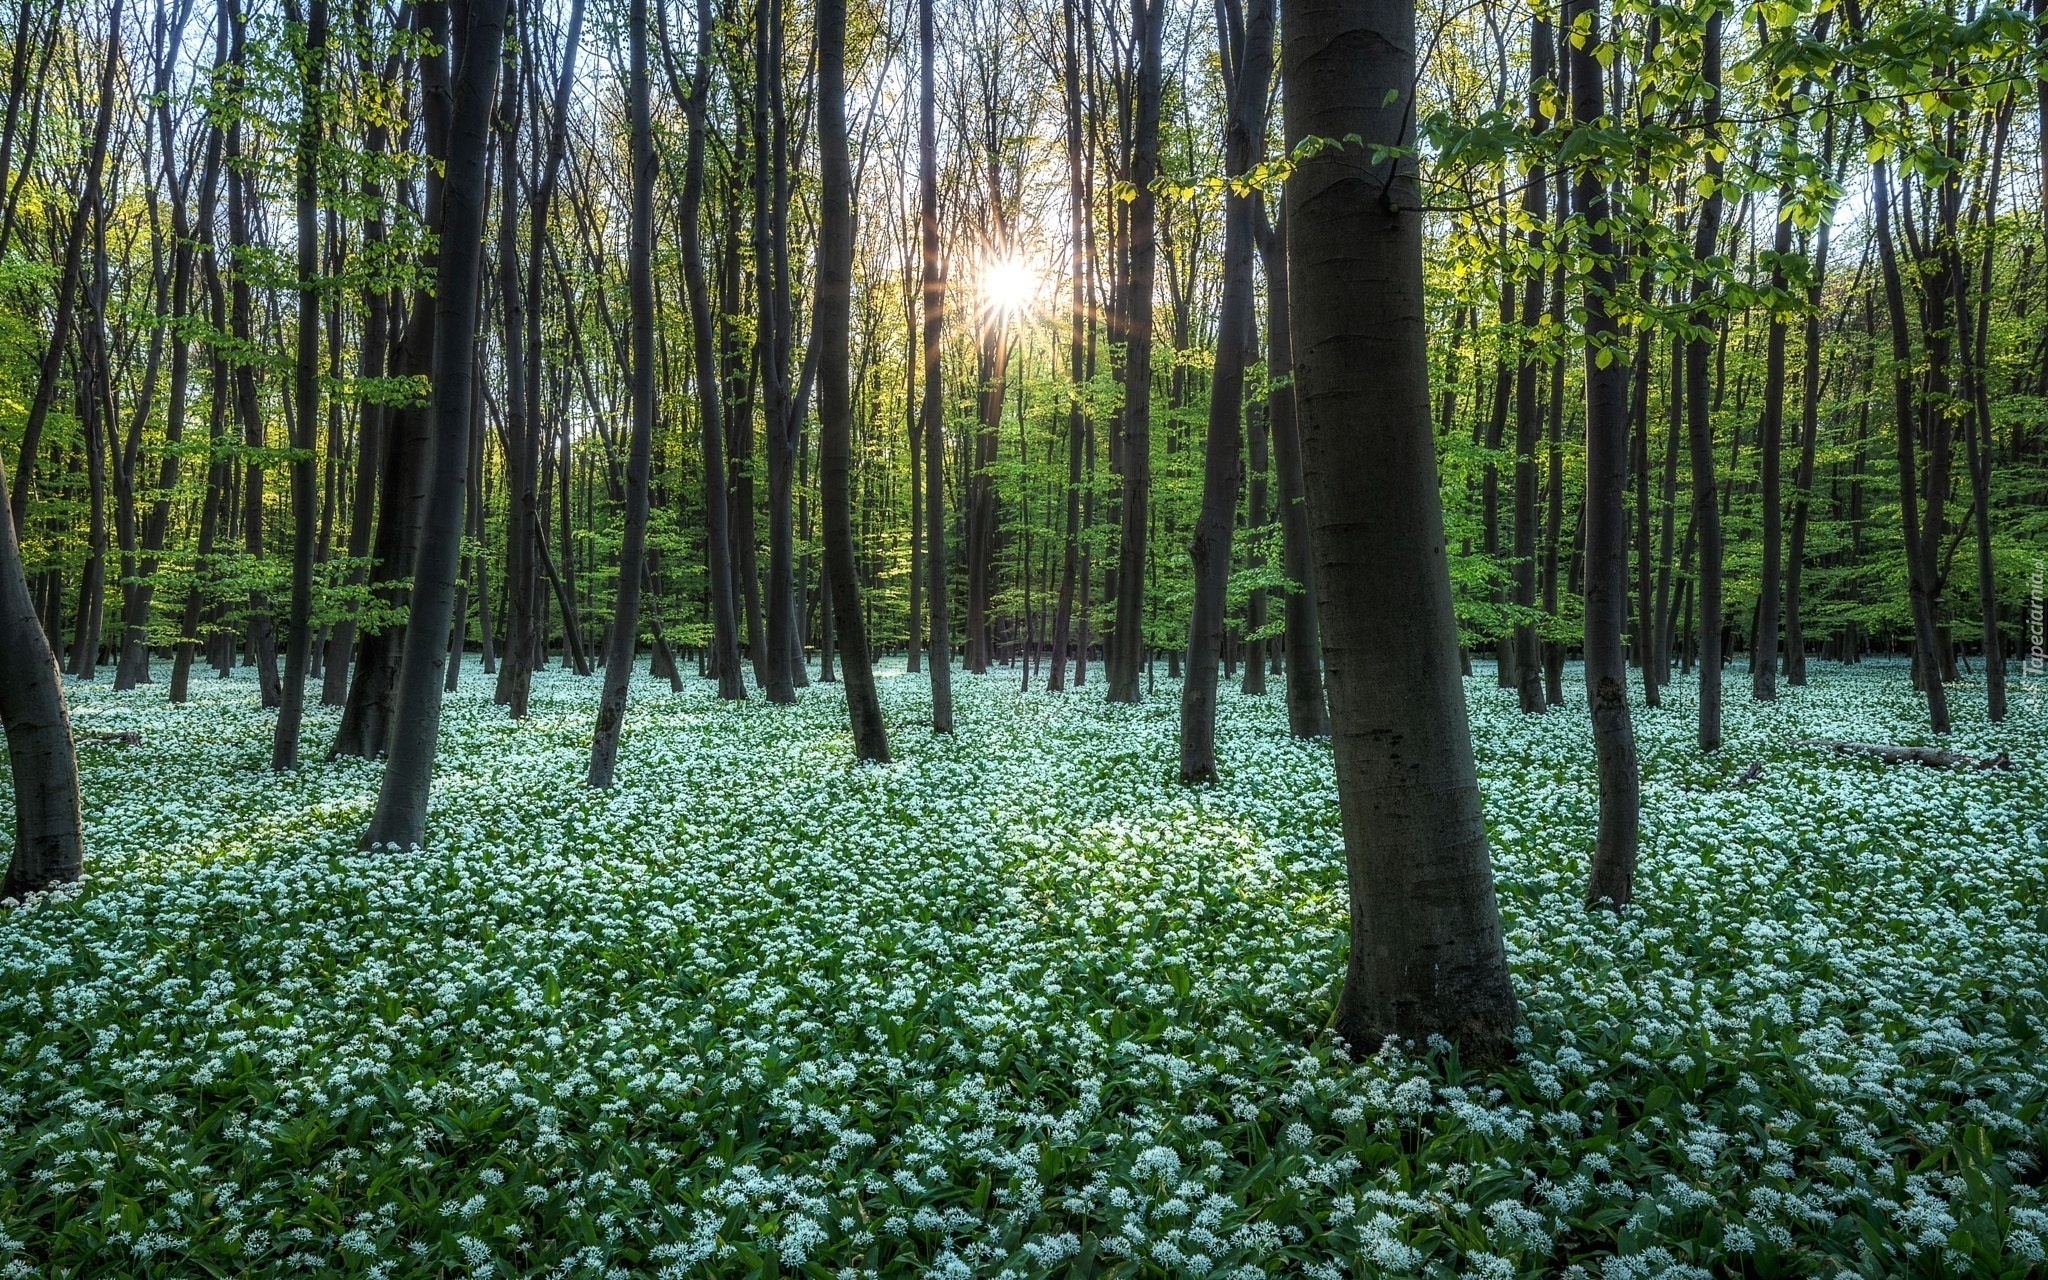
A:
<box><xmin>1799</xmin><ymin>739</ymin><xmax>2012</xmax><ymax>770</ymax></box>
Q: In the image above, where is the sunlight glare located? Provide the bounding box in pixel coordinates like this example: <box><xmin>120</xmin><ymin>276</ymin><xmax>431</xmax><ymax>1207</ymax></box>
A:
<box><xmin>979</xmin><ymin>253</ymin><xmax>1040</xmax><ymax>320</ymax></box>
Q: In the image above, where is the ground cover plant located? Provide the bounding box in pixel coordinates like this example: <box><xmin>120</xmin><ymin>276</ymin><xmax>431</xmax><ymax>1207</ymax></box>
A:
<box><xmin>1</xmin><ymin>658</ymin><xmax>2043</xmax><ymax>1279</ymax></box>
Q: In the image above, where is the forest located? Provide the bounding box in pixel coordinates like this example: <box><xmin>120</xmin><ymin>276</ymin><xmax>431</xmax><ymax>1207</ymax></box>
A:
<box><xmin>0</xmin><ymin>0</ymin><xmax>2045</xmax><ymax>1271</ymax></box>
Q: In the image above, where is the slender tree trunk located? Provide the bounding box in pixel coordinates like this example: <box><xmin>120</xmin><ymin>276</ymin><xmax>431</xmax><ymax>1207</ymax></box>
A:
<box><xmin>1242</xmin><ymin>304</ymin><xmax>1269</xmax><ymax>697</ymax></box>
<box><xmin>9</xmin><ymin>0</ymin><xmax>119</xmax><ymax>536</ymax></box>
<box><xmin>224</xmin><ymin>1</ymin><xmax>280</xmax><ymax>708</ymax></box>
<box><xmin>1571</xmin><ymin>0</ymin><xmax>1640</xmax><ymax>909</ymax></box>
<box><xmin>1179</xmin><ymin>0</ymin><xmax>1272</xmax><ymax>783</ymax></box>
<box><xmin>815</xmin><ymin>0</ymin><xmax>889</xmax><ymax>760</ymax></box>
<box><xmin>116</xmin><ymin>0</ymin><xmax>195</xmax><ymax>691</ymax></box>
<box><xmin>1259</xmin><ymin>208</ymin><xmax>1327</xmax><ymax>737</ymax></box>
<box><xmin>920</xmin><ymin>0</ymin><xmax>953</xmax><ymax>732</ymax></box>
<box><xmin>1048</xmin><ymin>0</ymin><xmax>1087</xmax><ymax>694</ymax></box>
<box><xmin>590</xmin><ymin>0</ymin><xmax>658</xmax><ymax>788</ymax></box>
<box><xmin>524</xmin><ymin>0</ymin><xmax>588</xmax><ymax>681</ymax></box>
<box><xmin>494</xmin><ymin>40</ymin><xmax>538</xmax><ymax>717</ymax></box>
<box><xmin>1871</xmin><ymin>156</ymin><xmax>1950</xmax><ymax>734</ymax></box>
<box><xmin>1284</xmin><ymin>0</ymin><xmax>1519</xmax><ymax>1057</ymax></box>
<box><xmin>1511</xmin><ymin>13</ymin><xmax>1551</xmax><ymax>715</ymax></box>
<box><xmin>1685</xmin><ymin>10</ymin><xmax>1725</xmax><ymax>750</ymax></box>
<box><xmin>1959</xmin><ymin>105</ymin><xmax>2007</xmax><ymax>721</ymax></box>
<box><xmin>1784</xmin><ymin>201</ymin><xmax>1834</xmax><ymax>687</ymax></box>
<box><xmin>1652</xmin><ymin>330</ymin><xmax>1682</xmax><ymax>687</ymax></box>
<box><xmin>1752</xmin><ymin>197</ymin><xmax>1792</xmax><ymax>703</ymax></box>
<box><xmin>273</xmin><ymin>0</ymin><xmax>326</xmax><ymax>769</ymax></box>
<box><xmin>1107</xmin><ymin>0</ymin><xmax>1163</xmax><ymax>703</ymax></box>
<box><xmin>323</xmin><ymin>54</ymin><xmax>395</xmax><ymax>706</ymax></box>
<box><xmin>360</xmin><ymin>0</ymin><xmax>506</xmax><ymax>847</ymax></box>
<box><xmin>671</xmin><ymin>0</ymin><xmax>742</xmax><ymax>699</ymax></box>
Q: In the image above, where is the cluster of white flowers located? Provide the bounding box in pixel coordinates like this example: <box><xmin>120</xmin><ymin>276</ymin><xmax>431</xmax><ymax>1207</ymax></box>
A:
<box><xmin>0</xmin><ymin>655</ymin><xmax>2040</xmax><ymax>1278</ymax></box>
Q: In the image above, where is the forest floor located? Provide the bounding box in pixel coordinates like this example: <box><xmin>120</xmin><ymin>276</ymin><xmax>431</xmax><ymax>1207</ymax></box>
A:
<box><xmin>1</xmin><ymin>656</ymin><xmax>2045</xmax><ymax>1279</ymax></box>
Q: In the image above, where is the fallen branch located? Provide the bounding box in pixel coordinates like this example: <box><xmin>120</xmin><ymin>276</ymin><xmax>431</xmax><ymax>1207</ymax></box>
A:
<box><xmin>79</xmin><ymin>730</ymin><xmax>141</xmax><ymax>746</ymax></box>
<box><xmin>1799</xmin><ymin>739</ymin><xmax>2012</xmax><ymax>771</ymax></box>
<box><xmin>1731</xmin><ymin>761</ymin><xmax>1765</xmax><ymax>786</ymax></box>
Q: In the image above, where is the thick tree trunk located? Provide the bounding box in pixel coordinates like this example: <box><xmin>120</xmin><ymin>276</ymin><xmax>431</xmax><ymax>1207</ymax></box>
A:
<box><xmin>1284</xmin><ymin>0</ymin><xmax>1519</xmax><ymax>1057</ymax></box>
<box><xmin>360</xmin><ymin>0</ymin><xmax>506</xmax><ymax>847</ymax></box>
<box><xmin>334</xmin><ymin>0</ymin><xmax>448</xmax><ymax>757</ymax></box>
<box><xmin>757</xmin><ymin>0</ymin><xmax>801</xmax><ymax>704</ymax></box>
<box><xmin>0</xmin><ymin>460</ymin><xmax>82</xmax><ymax>900</ymax></box>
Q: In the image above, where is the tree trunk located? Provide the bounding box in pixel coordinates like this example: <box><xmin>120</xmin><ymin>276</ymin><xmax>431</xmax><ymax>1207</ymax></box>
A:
<box><xmin>7</xmin><ymin>0</ymin><xmax>118</xmax><ymax>537</ymax></box>
<box><xmin>1752</xmin><ymin>197</ymin><xmax>1792</xmax><ymax>703</ymax></box>
<box><xmin>273</xmin><ymin>0</ymin><xmax>326</xmax><ymax>769</ymax></box>
<box><xmin>1178</xmin><ymin>0</ymin><xmax>1271</xmax><ymax>783</ymax></box>
<box><xmin>671</xmin><ymin>0</ymin><xmax>743</xmax><ymax>700</ymax></box>
<box><xmin>0</xmin><ymin>458</ymin><xmax>82</xmax><ymax>900</ymax></box>
<box><xmin>1048</xmin><ymin>0</ymin><xmax>1087</xmax><ymax>694</ymax></box>
<box><xmin>590</xmin><ymin>0</ymin><xmax>658</xmax><ymax>788</ymax></box>
<box><xmin>1871</xmin><ymin>156</ymin><xmax>1951</xmax><ymax>734</ymax></box>
<box><xmin>1284</xmin><ymin>0</ymin><xmax>1519</xmax><ymax>1057</ymax></box>
<box><xmin>920</xmin><ymin>0</ymin><xmax>953</xmax><ymax>732</ymax></box>
<box><xmin>1511</xmin><ymin>13</ymin><xmax>1550</xmax><ymax>715</ymax></box>
<box><xmin>1106</xmin><ymin>0</ymin><xmax>1163</xmax><ymax>703</ymax></box>
<box><xmin>1258</xmin><ymin>209</ymin><xmax>1327</xmax><ymax>737</ymax></box>
<box><xmin>322</xmin><ymin>52</ymin><xmax>395</xmax><ymax>707</ymax></box>
<box><xmin>1685</xmin><ymin>10</ymin><xmax>1725</xmax><ymax>750</ymax></box>
<box><xmin>1784</xmin><ymin>202</ymin><xmax>1834</xmax><ymax>688</ymax></box>
<box><xmin>494</xmin><ymin>41</ymin><xmax>537</xmax><ymax>717</ymax></box>
<box><xmin>360</xmin><ymin>0</ymin><xmax>506</xmax><ymax>848</ymax></box>
<box><xmin>816</xmin><ymin>0</ymin><xmax>889</xmax><ymax>760</ymax></box>
<box><xmin>1571</xmin><ymin>0</ymin><xmax>1640</xmax><ymax>909</ymax></box>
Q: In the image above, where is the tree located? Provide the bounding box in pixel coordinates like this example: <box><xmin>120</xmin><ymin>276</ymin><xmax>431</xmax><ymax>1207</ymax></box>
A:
<box><xmin>816</xmin><ymin>0</ymin><xmax>889</xmax><ymax>763</ymax></box>
<box><xmin>360</xmin><ymin>0</ymin><xmax>509</xmax><ymax>849</ymax></box>
<box><xmin>273</xmin><ymin>0</ymin><xmax>328</xmax><ymax>770</ymax></box>
<box><xmin>657</xmin><ymin>0</ymin><xmax>741</xmax><ymax>700</ymax></box>
<box><xmin>1283</xmin><ymin>0</ymin><xmax>1519</xmax><ymax>1056</ymax></box>
<box><xmin>1510</xmin><ymin>13</ymin><xmax>1551</xmax><ymax>716</ymax></box>
<box><xmin>919</xmin><ymin>0</ymin><xmax>953</xmax><ymax>733</ymax></box>
<box><xmin>1</xmin><ymin>460</ymin><xmax>83</xmax><ymax>900</ymax></box>
<box><xmin>1684</xmin><ymin>8</ymin><xmax>1726</xmax><ymax>752</ymax></box>
<box><xmin>1257</xmin><ymin>208</ymin><xmax>1327</xmax><ymax>738</ymax></box>
<box><xmin>1105</xmin><ymin>0</ymin><xmax>1162</xmax><ymax>704</ymax></box>
<box><xmin>1178</xmin><ymin>0</ymin><xmax>1272</xmax><ymax>783</ymax></box>
<box><xmin>588</xmin><ymin>0</ymin><xmax>659</xmax><ymax>789</ymax></box>
<box><xmin>1570</xmin><ymin>0</ymin><xmax>1640</xmax><ymax>909</ymax></box>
